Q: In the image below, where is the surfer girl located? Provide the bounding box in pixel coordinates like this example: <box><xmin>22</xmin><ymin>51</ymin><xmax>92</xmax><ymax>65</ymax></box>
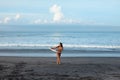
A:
<box><xmin>51</xmin><ymin>42</ymin><xmax>63</xmax><ymax>64</ymax></box>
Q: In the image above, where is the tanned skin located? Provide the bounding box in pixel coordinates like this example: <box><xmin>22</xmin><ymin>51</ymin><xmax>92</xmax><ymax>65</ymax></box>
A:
<box><xmin>51</xmin><ymin>43</ymin><xmax>63</xmax><ymax>64</ymax></box>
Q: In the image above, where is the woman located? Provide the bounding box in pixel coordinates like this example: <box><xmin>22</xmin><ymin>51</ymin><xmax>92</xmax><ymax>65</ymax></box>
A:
<box><xmin>51</xmin><ymin>42</ymin><xmax>63</xmax><ymax>64</ymax></box>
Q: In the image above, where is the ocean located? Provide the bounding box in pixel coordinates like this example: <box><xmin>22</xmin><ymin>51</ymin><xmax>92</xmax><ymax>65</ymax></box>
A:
<box><xmin>0</xmin><ymin>25</ymin><xmax>120</xmax><ymax>57</ymax></box>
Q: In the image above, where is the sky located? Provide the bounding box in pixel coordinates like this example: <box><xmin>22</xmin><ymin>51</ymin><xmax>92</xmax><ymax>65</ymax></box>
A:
<box><xmin>0</xmin><ymin>0</ymin><xmax>120</xmax><ymax>26</ymax></box>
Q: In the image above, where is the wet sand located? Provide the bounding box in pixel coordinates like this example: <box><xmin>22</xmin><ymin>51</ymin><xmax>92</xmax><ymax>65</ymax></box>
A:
<box><xmin>0</xmin><ymin>57</ymin><xmax>120</xmax><ymax>80</ymax></box>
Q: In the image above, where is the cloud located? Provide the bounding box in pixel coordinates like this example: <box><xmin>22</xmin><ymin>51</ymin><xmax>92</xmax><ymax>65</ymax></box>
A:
<box><xmin>49</xmin><ymin>4</ymin><xmax>81</xmax><ymax>24</ymax></box>
<box><xmin>34</xmin><ymin>19</ymin><xmax>42</xmax><ymax>24</ymax></box>
<box><xmin>0</xmin><ymin>20</ymin><xmax>2</xmax><ymax>24</ymax></box>
<box><xmin>34</xmin><ymin>19</ymin><xmax>49</xmax><ymax>24</ymax></box>
<box><xmin>4</xmin><ymin>17</ymin><xmax>11</xmax><ymax>23</ymax></box>
<box><xmin>50</xmin><ymin>4</ymin><xmax>63</xmax><ymax>22</ymax></box>
<box><xmin>43</xmin><ymin>19</ymin><xmax>48</xmax><ymax>23</ymax></box>
<box><xmin>0</xmin><ymin>14</ymin><xmax>21</xmax><ymax>24</ymax></box>
<box><xmin>14</xmin><ymin>14</ymin><xmax>21</xmax><ymax>20</ymax></box>
<box><xmin>33</xmin><ymin>4</ymin><xmax>81</xmax><ymax>24</ymax></box>
<box><xmin>62</xmin><ymin>19</ymin><xmax>81</xmax><ymax>24</ymax></box>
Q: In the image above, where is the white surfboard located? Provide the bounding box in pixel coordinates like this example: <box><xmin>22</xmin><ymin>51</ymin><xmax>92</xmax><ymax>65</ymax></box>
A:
<box><xmin>49</xmin><ymin>48</ymin><xmax>57</xmax><ymax>53</ymax></box>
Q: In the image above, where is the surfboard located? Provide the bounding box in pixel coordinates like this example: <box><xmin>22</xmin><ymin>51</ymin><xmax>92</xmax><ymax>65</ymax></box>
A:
<box><xmin>49</xmin><ymin>48</ymin><xmax>57</xmax><ymax>53</ymax></box>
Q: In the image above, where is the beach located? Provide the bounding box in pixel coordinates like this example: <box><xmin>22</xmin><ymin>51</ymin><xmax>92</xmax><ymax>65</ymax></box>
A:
<box><xmin>0</xmin><ymin>0</ymin><xmax>120</xmax><ymax>79</ymax></box>
<box><xmin>0</xmin><ymin>57</ymin><xmax>120</xmax><ymax>80</ymax></box>
<box><xmin>0</xmin><ymin>31</ymin><xmax>120</xmax><ymax>80</ymax></box>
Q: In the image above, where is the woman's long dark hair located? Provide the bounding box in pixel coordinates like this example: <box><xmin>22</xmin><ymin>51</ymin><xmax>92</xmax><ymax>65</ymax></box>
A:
<box><xmin>60</xmin><ymin>42</ymin><xmax>63</xmax><ymax>48</ymax></box>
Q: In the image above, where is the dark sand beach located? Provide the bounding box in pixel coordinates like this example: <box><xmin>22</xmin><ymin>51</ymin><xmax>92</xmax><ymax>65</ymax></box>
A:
<box><xmin>0</xmin><ymin>57</ymin><xmax>120</xmax><ymax>80</ymax></box>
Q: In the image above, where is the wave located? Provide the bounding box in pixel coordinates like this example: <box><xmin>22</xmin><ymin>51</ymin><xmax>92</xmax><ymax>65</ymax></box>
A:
<box><xmin>0</xmin><ymin>44</ymin><xmax>120</xmax><ymax>49</ymax></box>
<box><xmin>0</xmin><ymin>48</ymin><xmax>120</xmax><ymax>53</ymax></box>
<box><xmin>65</xmin><ymin>45</ymin><xmax>120</xmax><ymax>49</ymax></box>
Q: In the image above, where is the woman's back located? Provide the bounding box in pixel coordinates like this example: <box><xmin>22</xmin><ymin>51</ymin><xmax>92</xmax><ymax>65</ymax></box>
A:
<box><xmin>57</xmin><ymin>46</ymin><xmax>63</xmax><ymax>53</ymax></box>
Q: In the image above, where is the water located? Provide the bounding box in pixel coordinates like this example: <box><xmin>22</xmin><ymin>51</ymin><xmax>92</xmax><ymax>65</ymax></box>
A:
<box><xmin>0</xmin><ymin>25</ymin><xmax>120</xmax><ymax>57</ymax></box>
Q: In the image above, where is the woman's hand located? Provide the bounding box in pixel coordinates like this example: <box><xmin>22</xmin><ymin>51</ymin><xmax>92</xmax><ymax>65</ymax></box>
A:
<box><xmin>51</xmin><ymin>46</ymin><xmax>59</xmax><ymax>49</ymax></box>
<box><xmin>51</xmin><ymin>47</ymin><xmax>55</xmax><ymax>49</ymax></box>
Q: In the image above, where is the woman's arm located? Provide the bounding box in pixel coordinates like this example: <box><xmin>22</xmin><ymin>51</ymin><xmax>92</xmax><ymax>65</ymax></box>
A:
<box><xmin>51</xmin><ymin>46</ymin><xmax>59</xmax><ymax>49</ymax></box>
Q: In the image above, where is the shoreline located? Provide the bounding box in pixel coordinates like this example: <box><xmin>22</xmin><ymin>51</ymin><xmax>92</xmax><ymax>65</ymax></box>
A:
<box><xmin>0</xmin><ymin>56</ymin><xmax>120</xmax><ymax>64</ymax></box>
<box><xmin>0</xmin><ymin>57</ymin><xmax>120</xmax><ymax>80</ymax></box>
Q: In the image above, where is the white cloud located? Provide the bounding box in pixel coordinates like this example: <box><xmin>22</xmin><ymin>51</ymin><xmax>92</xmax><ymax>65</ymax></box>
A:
<box><xmin>0</xmin><ymin>20</ymin><xmax>2</xmax><ymax>24</ymax></box>
<box><xmin>0</xmin><ymin>14</ymin><xmax>21</xmax><ymax>24</ymax></box>
<box><xmin>14</xmin><ymin>14</ymin><xmax>21</xmax><ymax>20</ymax></box>
<box><xmin>43</xmin><ymin>19</ymin><xmax>48</xmax><ymax>23</ymax></box>
<box><xmin>62</xmin><ymin>19</ymin><xmax>81</xmax><ymax>24</ymax></box>
<box><xmin>34</xmin><ymin>19</ymin><xmax>42</xmax><ymax>24</ymax></box>
<box><xmin>34</xmin><ymin>19</ymin><xmax>49</xmax><ymax>24</ymax></box>
<box><xmin>50</xmin><ymin>4</ymin><xmax>63</xmax><ymax>22</ymax></box>
<box><xmin>4</xmin><ymin>17</ymin><xmax>11</xmax><ymax>23</ymax></box>
<box><xmin>49</xmin><ymin>4</ymin><xmax>81</xmax><ymax>24</ymax></box>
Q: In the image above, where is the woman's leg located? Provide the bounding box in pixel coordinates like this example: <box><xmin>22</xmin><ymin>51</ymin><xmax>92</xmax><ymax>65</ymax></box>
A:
<box><xmin>57</xmin><ymin>53</ymin><xmax>61</xmax><ymax>64</ymax></box>
<box><xmin>56</xmin><ymin>53</ymin><xmax>59</xmax><ymax>64</ymax></box>
<box><xmin>58</xmin><ymin>53</ymin><xmax>61</xmax><ymax>64</ymax></box>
